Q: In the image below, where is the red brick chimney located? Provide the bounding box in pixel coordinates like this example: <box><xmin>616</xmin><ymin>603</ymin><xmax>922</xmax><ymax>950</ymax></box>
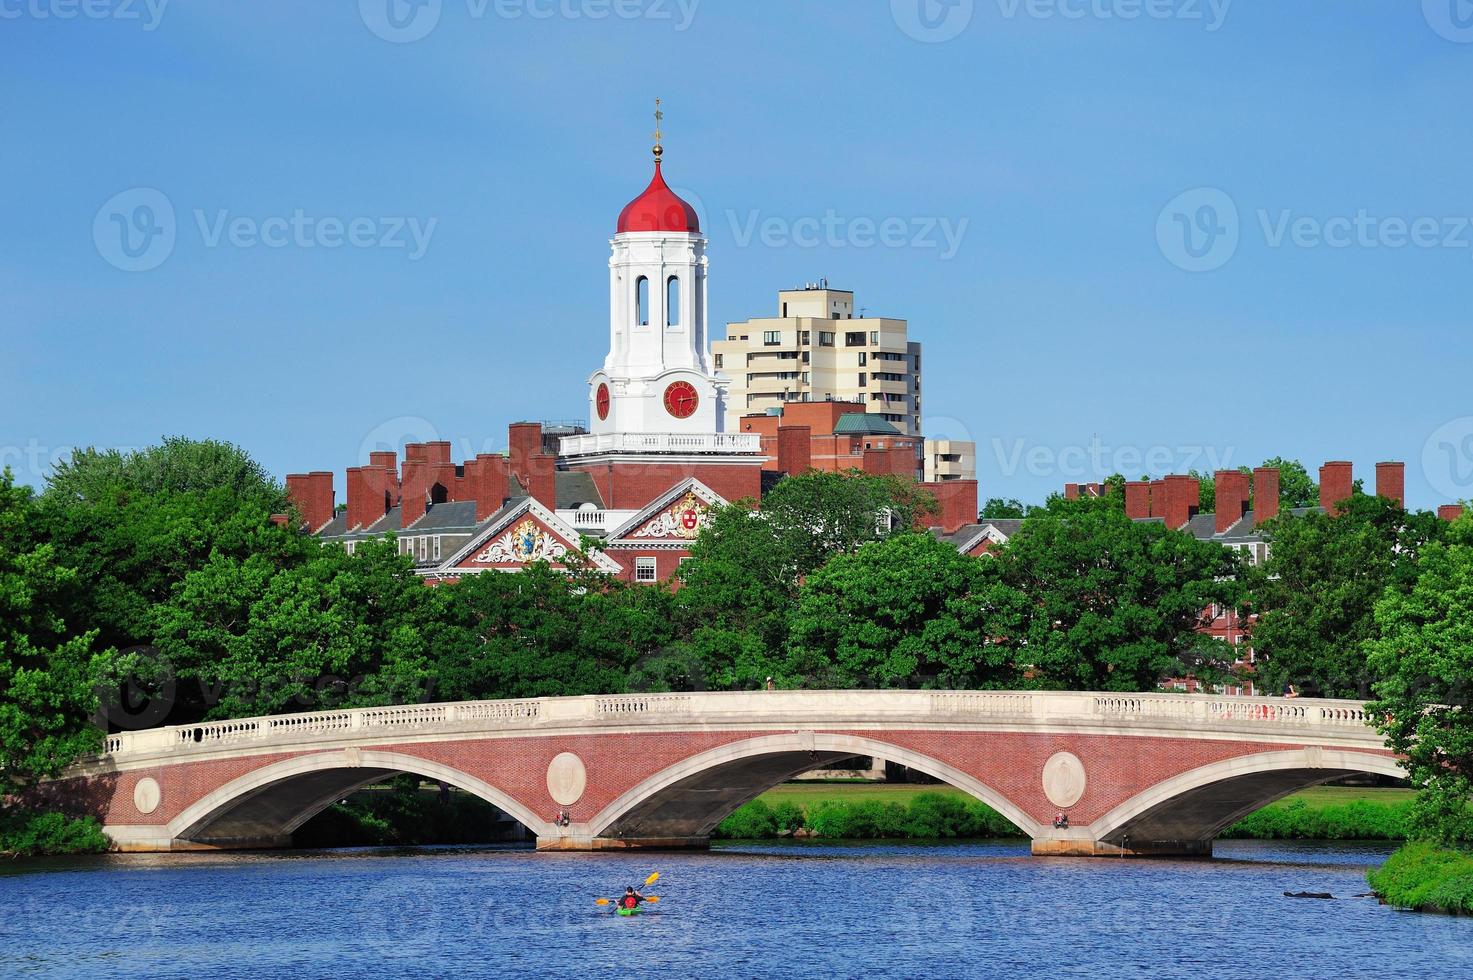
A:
<box><xmin>1319</xmin><ymin>461</ymin><xmax>1353</xmax><ymax>517</ymax></box>
<box><xmin>400</xmin><ymin>458</ymin><xmax>427</xmax><ymax>529</ymax></box>
<box><xmin>1161</xmin><ymin>475</ymin><xmax>1200</xmax><ymax>531</ymax></box>
<box><xmin>526</xmin><ymin>453</ymin><xmax>558</xmax><ymax>511</ymax></box>
<box><xmin>508</xmin><ymin>422</ymin><xmax>543</xmax><ymax>477</ymax></box>
<box><xmin>346</xmin><ymin>466</ymin><xmax>392</xmax><ymax>531</ymax></box>
<box><xmin>1148</xmin><ymin>479</ymin><xmax>1167</xmax><ymax>519</ymax></box>
<box><xmin>1253</xmin><ymin>467</ymin><xmax>1280</xmax><ymax>524</ymax></box>
<box><xmin>777</xmin><ymin>425</ymin><xmax>812</xmax><ymax>476</ymax></box>
<box><xmin>1124</xmin><ymin>481</ymin><xmax>1151</xmax><ymax>520</ymax></box>
<box><xmin>1375</xmin><ymin>462</ymin><xmax>1405</xmax><ymax>510</ymax></box>
<box><xmin>473</xmin><ymin>454</ymin><xmax>510</xmax><ymax>521</ymax></box>
<box><xmin>1064</xmin><ymin>483</ymin><xmax>1080</xmax><ymax>500</ymax></box>
<box><xmin>1439</xmin><ymin>504</ymin><xmax>1466</xmax><ymax>522</ymax></box>
<box><xmin>920</xmin><ymin>480</ymin><xmax>978</xmax><ymax>535</ymax></box>
<box><xmin>426</xmin><ymin>441</ymin><xmax>452</xmax><ymax>465</ymax></box>
<box><xmin>285</xmin><ymin>471</ymin><xmax>335</xmax><ymax>531</ymax></box>
<box><xmin>1215</xmin><ymin>470</ymin><xmax>1250</xmax><ymax>534</ymax></box>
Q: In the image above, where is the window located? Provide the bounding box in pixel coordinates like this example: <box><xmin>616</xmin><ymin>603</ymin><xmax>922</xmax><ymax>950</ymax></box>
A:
<box><xmin>870</xmin><ymin>331</ymin><xmax>879</xmax><ymax>344</ymax></box>
<box><xmin>666</xmin><ymin>276</ymin><xmax>681</xmax><ymax>328</ymax></box>
<box><xmin>857</xmin><ymin>372</ymin><xmax>866</xmax><ymax>387</ymax></box>
<box><xmin>845</xmin><ymin>331</ymin><xmax>865</xmax><ymax>347</ymax></box>
<box><xmin>635</xmin><ymin>276</ymin><xmax>650</xmax><ymax>326</ymax></box>
<box><xmin>417</xmin><ymin>537</ymin><xmax>428</xmax><ymax>561</ymax></box>
<box><xmin>778</xmin><ymin>351</ymin><xmax>798</xmax><ymax>360</ymax></box>
<box><xmin>678</xmin><ymin>556</ymin><xmax>692</xmax><ymax>568</ymax></box>
<box><xmin>714</xmin><ymin>353</ymin><xmax>723</xmax><ymax>368</ymax></box>
<box><xmin>858</xmin><ymin>351</ymin><xmax>867</xmax><ymax>366</ymax></box>
<box><xmin>801</xmin><ymin>372</ymin><xmax>810</xmax><ymax>383</ymax></box>
<box><xmin>819</xmin><ymin>331</ymin><xmax>834</xmax><ymax>347</ymax></box>
<box><xmin>801</xmin><ymin>351</ymin><xmax>810</xmax><ymax>364</ymax></box>
<box><xmin>345</xmin><ymin>540</ymin><xmax>357</xmax><ymax>555</ymax></box>
<box><xmin>782</xmin><ymin>303</ymin><xmax>788</xmax><ymax>317</ymax></box>
<box><xmin>763</xmin><ymin>330</ymin><xmax>781</xmax><ymax>346</ymax></box>
<box><xmin>800</xmin><ymin>331</ymin><xmax>810</xmax><ymax>345</ymax></box>
<box><xmin>433</xmin><ymin>536</ymin><xmax>442</xmax><ymax>561</ymax></box>
<box><xmin>635</xmin><ymin>557</ymin><xmax>658</xmax><ymax>582</ymax></box>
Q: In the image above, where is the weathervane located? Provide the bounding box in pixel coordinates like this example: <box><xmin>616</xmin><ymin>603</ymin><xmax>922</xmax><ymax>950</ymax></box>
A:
<box><xmin>653</xmin><ymin>98</ymin><xmax>664</xmax><ymax>161</ymax></box>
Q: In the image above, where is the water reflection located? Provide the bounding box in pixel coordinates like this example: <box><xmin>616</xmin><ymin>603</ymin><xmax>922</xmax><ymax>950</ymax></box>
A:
<box><xmin>0</xmin><ymin>841</ymin><xmax>1465</xmax><ymax>979</ymax></box>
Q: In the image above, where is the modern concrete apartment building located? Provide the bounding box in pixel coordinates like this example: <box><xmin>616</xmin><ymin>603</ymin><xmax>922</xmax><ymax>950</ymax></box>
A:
<box><xmin>714</xmin><ymin>283</ymin><xmax>922</xmax><ymax>436</ymax></box>
<box><xmin>923</xmin><ymin>439</ymin><xmax>976</xmax><ymax>482</ymax></box>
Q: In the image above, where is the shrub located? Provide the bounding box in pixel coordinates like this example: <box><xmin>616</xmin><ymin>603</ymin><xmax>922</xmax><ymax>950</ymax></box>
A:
<box><xmin>715</xmin><ymin>800</ymin><xmax>777</xmax><ymax>839</ymax></box>
<box><xmin>1222</xmin><ymin>798</ymin><xmax>1409</xmax><ymax>841</ymax></box>
<box><xmin>714</xmin><ymin>793</ymin><xmax>1024</xmax><ymax>840</ymax></box>
<box><xmin>1368</xmin><ymin>842</ymin><xmax>1473</xmax><ymax>914</ymax></box>
<box><xmin>0</xmin><ymin>810</ymin><xmax>110</xmax><ymax>857</ymax></box>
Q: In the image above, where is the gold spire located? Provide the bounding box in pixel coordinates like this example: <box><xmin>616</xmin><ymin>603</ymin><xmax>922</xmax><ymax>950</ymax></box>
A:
<box><xmin>652</xmin><ymin>98</ymin><xmax>664</xmax><ymax>161</ymax></box>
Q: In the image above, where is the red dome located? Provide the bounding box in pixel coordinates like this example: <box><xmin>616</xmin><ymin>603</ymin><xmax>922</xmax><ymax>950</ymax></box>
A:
<box><xmin>617</xmin><ymin>161</ymin><xmax>700</xmax><ymax>234</ymax></box>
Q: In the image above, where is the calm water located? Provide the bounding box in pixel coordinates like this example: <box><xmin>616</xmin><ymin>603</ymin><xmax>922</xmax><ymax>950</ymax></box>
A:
<box><xmin>1</xmin><ymin>840</ymin><xmax>1466</xmax><ymax>979</ymax></box>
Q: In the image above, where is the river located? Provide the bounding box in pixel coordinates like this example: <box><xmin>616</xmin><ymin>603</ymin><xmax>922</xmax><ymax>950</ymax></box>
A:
<box><xmin>1</xmin><ymin>840</ymin><xmax>1466</xmax><ymax>979</ymax></box>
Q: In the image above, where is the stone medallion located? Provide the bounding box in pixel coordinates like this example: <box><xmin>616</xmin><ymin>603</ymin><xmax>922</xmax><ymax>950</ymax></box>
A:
<box><xmin>1041</xmin><ymin>752</ymin><xmax>1086</xmax><ymax>809</ymax></box>
<box><xmin>546</xmin><ymin>752</ymin><xmax>587</xmax><ymax>807</ymax></box>
<box><xmin>133</xmin><ymin>777</ymin><xmax>162</xmax><ymax>815</ymax></box>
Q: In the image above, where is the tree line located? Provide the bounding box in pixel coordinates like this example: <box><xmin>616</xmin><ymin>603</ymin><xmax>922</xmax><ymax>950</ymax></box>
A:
<box><xmin>2</xmin><ymin>437</ymin><xmax>1468</xmax><ymax>844</ymax></box>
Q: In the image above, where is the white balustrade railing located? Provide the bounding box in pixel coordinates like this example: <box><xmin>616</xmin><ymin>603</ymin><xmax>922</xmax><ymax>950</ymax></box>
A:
<box><xmin>92</xmin><ymin>690</ymin><xmax>1383</xmax><ymax>763</ymax></box>
<box><xmin>557</xmin><ymin>432</ymin><xmax>763</xmax><ymax>457</ymax></box>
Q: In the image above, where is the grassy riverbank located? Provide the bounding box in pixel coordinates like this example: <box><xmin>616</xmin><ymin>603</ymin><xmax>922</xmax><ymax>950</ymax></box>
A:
<box><xmin>1368</xmin><ymin>843</ymin><xmax>1473</xmax><ymax>914</ymax></box>
<box><xmin>713</xmin><ymin>782</ymin><xmax>1414</xmax><ymax>842</ymax></box>
<box><xmin>0</xmin><ymin>810</ymin><xmax>109</xmax><ymax>858</ymax></box>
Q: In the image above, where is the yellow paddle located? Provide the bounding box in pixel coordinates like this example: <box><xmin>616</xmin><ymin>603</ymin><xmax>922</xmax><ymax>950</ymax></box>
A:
<box><xmin>596</xmin><ymin>873</ymin><xmax>661</xmax><ymax>909</ymax></box>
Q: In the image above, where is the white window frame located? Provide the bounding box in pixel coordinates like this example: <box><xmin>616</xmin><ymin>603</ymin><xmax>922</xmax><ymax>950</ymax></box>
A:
<box><xmin>635</xmin><ymin>557</ymin><xmax>658</xmax><ymax>582</ymax></box>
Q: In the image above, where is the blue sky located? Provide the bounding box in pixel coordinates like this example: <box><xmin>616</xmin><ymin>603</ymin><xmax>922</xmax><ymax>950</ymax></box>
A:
<box><xmin>4</xmin><ymin>1</ymin><xmax>1472</xmax><ymax>509</ymax></box>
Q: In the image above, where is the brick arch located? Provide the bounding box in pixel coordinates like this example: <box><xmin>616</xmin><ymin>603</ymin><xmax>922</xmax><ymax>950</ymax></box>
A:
<box><xmin>169</xmin><ymin>750</ymin><xmax>556</xmax><ymax>846</ymax></box>
<box><xmin>1086</xmin><ymin>748</ymin><xmax>1407</xmax><ymax>849</ymax></box>
<box><xmin>587</xmin><ymin>732</ymin><xmax>1044</xmax><ymax>842</ymax></box>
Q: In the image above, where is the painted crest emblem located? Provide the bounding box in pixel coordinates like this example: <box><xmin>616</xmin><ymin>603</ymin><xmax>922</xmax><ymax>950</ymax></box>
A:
<box><xmin>474</xmin><ymin>518</ymin><xmax>569</xmax><ymax>565</ymax></box>
<box><xmin>632</xmin><ymin>492</ymin><xmax>710</xmax><ymax>540</ymax></box>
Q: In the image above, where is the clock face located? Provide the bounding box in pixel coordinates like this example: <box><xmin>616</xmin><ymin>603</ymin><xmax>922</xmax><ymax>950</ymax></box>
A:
<box><xmin>595</xmin><ymin>383</ymin><xmax>610</xmax><ymax>421</ymax></box>
<box><xmin>663</xmin><ymin>381</ymin><xmax>699</xmax><ymax>419</ymax></box>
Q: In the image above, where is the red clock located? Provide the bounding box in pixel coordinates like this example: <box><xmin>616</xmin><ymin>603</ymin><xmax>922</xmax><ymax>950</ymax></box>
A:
<box><xmin>663</xmin><ymin>381</ymin><xmax>699</xmax><ymax>419</ymax></box>
<box><xmin>595</xmin><ymin>383</ymin><xmax>610</xmax><ymax>421</ymax></box>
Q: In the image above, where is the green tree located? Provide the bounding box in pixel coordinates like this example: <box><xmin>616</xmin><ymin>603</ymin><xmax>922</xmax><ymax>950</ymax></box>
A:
<box><xmin>785</xmin><ymin>533</ymin><xmax>1015</xmax><ymax>688</ymax></box>
<box><xmin>980</xmin><ymin>498</ymin><xmax>1029</xmax><ymax>520</ymax></box>
<box><xmin>37</xmin><ymin>439</ymin><xmax>292</xmax><ymax>653</ymax></box>
<box><xmin>675</xmin><ymin>471</ymin><xmax>934</xmax><ymax>688</ymax></box>
<box><xmin>436</xmin><ymin>562</ymin><xmax>674</xmax><ymax>699</ymax></box>
<box><xmin>149</xmin><ymin>537</ymin><xmax>444</xmax><ymax>719</ymax></box>
<box><xmin>1257</xmin><ymin>457</ymin><xmax>1318</xmax><ymax>510</ymax></box>
<box><xmin>1367</xmin><ymin>513</ymin><xmax>1473</xmax><ymax>844</ymax></box>
<box><xmin>44</xmin><ymin>436</ymin><xmax>283</xmax><ymax>507</ymax></box>
<box><xmin>1249</xmin><ymin>494</ymin><xmax>1444</xmax><ymax>698</ymax></box>
<box><xmin>0</xmin><ymin>470</ymin><xmax>107</xmax><ymax>793</ymax></box>
<box><xmin>985</xmin><ymin>495</ymin><xmax>1242</xmax><ymax>691</ymax></box>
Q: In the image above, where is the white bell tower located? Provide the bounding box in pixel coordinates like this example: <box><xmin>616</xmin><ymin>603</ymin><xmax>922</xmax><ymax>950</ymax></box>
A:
<box><xmin>587</xmin><ymin>105</ymin><xmax>729</xmax><ymax>436</ymax></box>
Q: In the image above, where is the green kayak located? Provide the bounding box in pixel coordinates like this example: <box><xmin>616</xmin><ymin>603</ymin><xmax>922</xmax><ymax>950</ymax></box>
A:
<box><xmin>615</xmin><ymin>906</ymin><xmax>642</xmax><ymax>917</ymax></box>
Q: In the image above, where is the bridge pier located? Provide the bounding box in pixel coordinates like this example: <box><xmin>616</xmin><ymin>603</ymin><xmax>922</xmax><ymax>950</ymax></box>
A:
<box><xmin>1031</xmin><ymin>838</ymin><xmax>1213</xmax><ymax>858</ymax></box>
<box><xmin>535</xmin><ymin>836</ymin><xmax>710</xmax><ymax>852</ymax></box>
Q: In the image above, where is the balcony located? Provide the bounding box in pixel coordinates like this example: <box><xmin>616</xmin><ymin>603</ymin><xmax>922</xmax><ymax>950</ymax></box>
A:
<box><xmin>558</xmin><ymin>432</ymin><xmax>764</xmax><ymax>457</ymax></box>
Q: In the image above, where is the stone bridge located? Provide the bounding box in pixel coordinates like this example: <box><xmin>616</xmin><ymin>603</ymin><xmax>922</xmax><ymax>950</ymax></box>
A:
<box><xmin>49</xmin><ymin>690</ymin><xmax>1401</xmax><ymax>857</ymax></box>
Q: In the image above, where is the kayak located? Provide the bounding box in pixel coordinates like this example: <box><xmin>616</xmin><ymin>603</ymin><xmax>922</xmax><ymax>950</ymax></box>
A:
<box><xmin>616</xmin><ymin>907</ymin><xmax>642</xmax><ymax>917</ymax></box>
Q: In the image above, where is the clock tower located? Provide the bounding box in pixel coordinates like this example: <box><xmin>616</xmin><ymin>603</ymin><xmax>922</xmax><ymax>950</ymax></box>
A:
<box><xmin>586</xmin><ymin>107</ymin><xmax>729</xmax><ymax>435</ymax></box>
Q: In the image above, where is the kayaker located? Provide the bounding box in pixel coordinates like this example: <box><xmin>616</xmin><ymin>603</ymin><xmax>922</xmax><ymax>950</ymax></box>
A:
<box><xmin>618</xmin><ymin>886</ymin><xmax>643</xmax><ymax>912</ymax></box>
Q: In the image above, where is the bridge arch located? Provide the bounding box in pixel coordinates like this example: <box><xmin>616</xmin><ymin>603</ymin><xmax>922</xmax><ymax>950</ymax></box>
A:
<box><xmin>1085</xmin><ymin>748</ymin><xmax>1407</xmax><ymax>851</ymax></box>
<box><xmin>168</xmin><ymin>750</ymin><xmax>555</xmax><ymax>847</ymax></box>
<box><xmin>586</xmin><ymin>732</ymin><xmax>1043</xmax><ymax>843</ymax></box>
